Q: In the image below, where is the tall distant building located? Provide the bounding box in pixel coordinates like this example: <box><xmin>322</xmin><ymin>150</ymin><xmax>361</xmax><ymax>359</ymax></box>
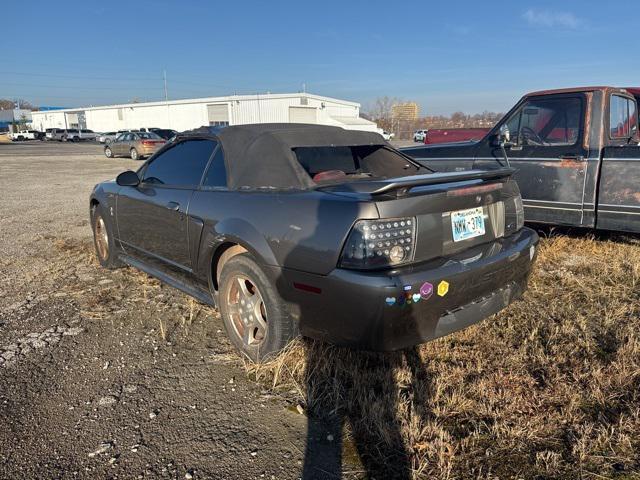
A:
<box><xmin>392</xmin><ymin>102</ymin><xmax>419</xmax><ymax>121</ymax></box>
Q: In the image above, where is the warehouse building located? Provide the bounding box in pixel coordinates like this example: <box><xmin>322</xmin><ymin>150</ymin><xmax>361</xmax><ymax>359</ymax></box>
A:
<box><xmin>30</xmin><ymin>92</ymin><xmax>379</xmax><ymax>134</ymax></box>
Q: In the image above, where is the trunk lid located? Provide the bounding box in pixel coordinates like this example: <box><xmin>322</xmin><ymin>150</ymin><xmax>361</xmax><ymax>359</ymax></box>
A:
<box><xmin>321</xmin><ymin>169</ymin><xmax>518</xmax><ymax>264</ymax></box>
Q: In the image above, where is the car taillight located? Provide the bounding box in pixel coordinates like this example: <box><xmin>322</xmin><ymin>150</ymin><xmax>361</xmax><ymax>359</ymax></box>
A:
<box><xmin>505</xmin><ymin>195</ymin><xmax>525</xmax><ymax>234</ymax></box>
<box><xmin>339</xmin><ymin>217</ymin><xmax>416</xmax><ymax>269</ymax></box>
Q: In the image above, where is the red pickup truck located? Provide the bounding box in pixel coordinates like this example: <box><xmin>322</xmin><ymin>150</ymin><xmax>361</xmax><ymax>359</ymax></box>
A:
<box><xmin>402</xmin><ymin>86</ymin><xmax>640</xmax><ymax>234</ymax></box>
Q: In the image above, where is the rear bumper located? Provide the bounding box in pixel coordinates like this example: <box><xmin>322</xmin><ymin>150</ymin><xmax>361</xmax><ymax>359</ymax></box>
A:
<box><xmin>140</xmin><ymin>145</ymin><xmax>164</xmax><ymax>155</ymax></box>
<box><xmin>265</xmin><ymin>227</ymin><xmax>539</xmax><ymax>351</ymax></box>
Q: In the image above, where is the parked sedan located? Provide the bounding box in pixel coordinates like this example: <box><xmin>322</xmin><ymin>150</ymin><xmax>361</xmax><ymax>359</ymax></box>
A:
<box><xmin>104</xmin><ymin>131</ymin><xmax>166</xmax><ymax>160</ymax></box>
<box><xmin>90</xmin><ymin>124</ymin><xmax>538</xmax><ymax>361</ymax></box>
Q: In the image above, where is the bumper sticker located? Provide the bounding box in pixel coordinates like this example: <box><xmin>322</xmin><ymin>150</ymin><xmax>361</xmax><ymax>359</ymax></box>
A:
<box><xmin>385</xmin><ymin>297</ymin><xmax>396</xmax><ymax>306</ymax></box>
<box><xmin>403</xmin><ymin>285</ymin><xmax>412</xmax><ymax>291</ymax></box>
<box><xmin>412</xmin><ymin>293</ymin><xmax>421</xmax><ymax>303</ymax></box>
<box><xmin>437</xmin><ymin>280</ymin><xmax>449</xmax><ymax>297</ymax></box>
<box><xmin>419</xmin><ymin>282</ymin><xmax>434</xmax><ymax>300</ymax></box>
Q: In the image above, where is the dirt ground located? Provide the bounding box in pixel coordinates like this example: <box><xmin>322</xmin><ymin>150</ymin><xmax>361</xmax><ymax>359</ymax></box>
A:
<box><xmin>1</xmin><ymin>141</ymin><xmax>638</xmax><ymax>479</ymax></box>
<box><xmin>0</xmin><ymin>142</ymin><xmax>315</xmax><ymax>479</ymax></box>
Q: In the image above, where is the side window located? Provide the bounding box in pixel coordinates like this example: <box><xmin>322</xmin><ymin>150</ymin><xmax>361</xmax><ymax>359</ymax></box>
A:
<box><xmin>504</xmin><ymin>96</ymin><xmax>582</xmax><ymax>146</ymax></box>
<box><xmin>142</xmin><ymin>139</ymin><xmax>217</xmax><ymax>186</ymax></box>
<box><xmin>202</xmin><ymin>146</ymin><xmax>227</xmax><ymax>187</ymax></box>
<box><xmin>610</xmin><ymin>95</ymin><xmax>637</xmax><ymax>139</ymax></box>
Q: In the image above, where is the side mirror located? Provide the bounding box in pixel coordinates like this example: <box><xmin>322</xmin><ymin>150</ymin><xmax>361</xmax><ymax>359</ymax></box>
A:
<box><xmin>499</xmin><ymin>124</ymin><xmax>511</xmax><ymax>144</ymax></box>
<box><xmin>116</xmin><ymin>170</ymin><xmax>140</xmax><ymax>187</ymax></box>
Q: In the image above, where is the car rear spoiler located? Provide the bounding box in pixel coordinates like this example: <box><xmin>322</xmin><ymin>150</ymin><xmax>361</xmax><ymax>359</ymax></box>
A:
<box><xmin>319</xmin><ymin>168</ymin><xmax>516</xmax><ymax>197</ymax></box>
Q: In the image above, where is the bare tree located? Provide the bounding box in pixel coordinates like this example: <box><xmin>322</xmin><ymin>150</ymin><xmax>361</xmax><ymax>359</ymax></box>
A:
<box><xmin>366</xmin><ymin>96</ymin><xmax>399</xmax><ymax>132</ymax></box>
<box><xmin>0</xmin><ymin>98</ymin><xmax>36</xmax><ymax>110</ymax></box>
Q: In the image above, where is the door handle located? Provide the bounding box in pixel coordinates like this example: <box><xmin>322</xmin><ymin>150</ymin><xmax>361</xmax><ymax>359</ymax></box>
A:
<box><xmin>559</xmin><ymin>154</ymin><xmax>584</xmax><ymax>161</ymax></box>
<box><xmin>166</xmin><ymin>201</ymin><xmax>180</xmax><ymax>211</ymax></box>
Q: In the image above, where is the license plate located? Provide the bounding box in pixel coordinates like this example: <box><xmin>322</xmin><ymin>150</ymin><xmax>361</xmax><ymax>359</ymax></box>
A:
<box><xmin>451</xmin><ymin>207</ymin><xmax>485</xmax><ymax>242</ymax></box>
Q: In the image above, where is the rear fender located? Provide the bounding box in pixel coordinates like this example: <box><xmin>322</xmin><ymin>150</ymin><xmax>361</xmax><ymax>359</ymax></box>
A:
<box><xmin>196</xmin><ymin>218</ymin><xmax>278</xmax><ymax>284</ymax></box>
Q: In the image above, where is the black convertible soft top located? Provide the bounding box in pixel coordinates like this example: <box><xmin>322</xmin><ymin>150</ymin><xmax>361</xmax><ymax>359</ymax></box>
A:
<box><xmin>179</xmin><ymin>124</ymin><xmax>387</xmax><ymax>190</ymax></box>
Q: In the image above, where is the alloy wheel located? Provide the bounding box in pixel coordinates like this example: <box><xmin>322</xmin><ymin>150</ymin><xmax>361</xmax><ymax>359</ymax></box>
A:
<box><xmin>226</xmin><ymin>275</ymin><xmax>267</xmax><ymax>347</ymax></box>
<box><xmin>94</xmin><ymin>214</ymin><xmax>109</xmax><ymax>261</ymax></box>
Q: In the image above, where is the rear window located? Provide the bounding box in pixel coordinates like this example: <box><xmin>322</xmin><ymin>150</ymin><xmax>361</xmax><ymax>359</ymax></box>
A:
<box><xmin>293</xmin><ymin>145</ymin><xmax>421</xmax><ymax>184</ymax></box>
<box><xmin>138</xmin><ymin>132</ymin><xmax>162</xmax><ymax>139</ymax></box>
<box><xmin>67</xmin><ymin>129</ymin><xmax>79</xmax><ymax>133</ymax></box>
<box><xmin>610</xmin><ymin>95</ymin><xmax>638</xmax><ymax>139</ymax></box>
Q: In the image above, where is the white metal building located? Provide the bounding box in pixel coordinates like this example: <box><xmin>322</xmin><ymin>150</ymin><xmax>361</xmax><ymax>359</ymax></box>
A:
<box><xmin>30</xmin><ymin>93</ymin><xmax>379</xmax><ymax>134</ymax></box>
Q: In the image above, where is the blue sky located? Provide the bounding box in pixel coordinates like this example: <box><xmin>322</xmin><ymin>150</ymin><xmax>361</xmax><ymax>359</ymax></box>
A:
<box><xmin>2</xmin><ymin>0</ymin><xmax>638</xmax><ymax>115</ymax></box>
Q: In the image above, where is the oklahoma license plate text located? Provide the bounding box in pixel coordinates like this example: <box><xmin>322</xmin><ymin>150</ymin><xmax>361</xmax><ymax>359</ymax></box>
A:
<box><xmin>451</xmin><ymin>207</ymin><xmax>485</xmax><ymax>242</ymax></box>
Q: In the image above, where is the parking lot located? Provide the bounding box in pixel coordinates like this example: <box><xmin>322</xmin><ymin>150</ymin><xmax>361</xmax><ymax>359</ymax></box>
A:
<box><xmin>0</xmin><ymin>141</ymin><xmax>313</xmax><ymax>479</ymax></box>
<box><xmin>1</xmin><ymin>141</ymin><xmax>639</xmax><ymax>479</ymax></box>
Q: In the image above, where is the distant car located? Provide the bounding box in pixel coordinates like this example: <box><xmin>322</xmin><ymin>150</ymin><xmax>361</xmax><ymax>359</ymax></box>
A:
<box><xmin>97</xmin><ymin>132</ymin><xmax>119</xmax><ymax>144</ymax></box>
<box><xmin>150</xmin><ymin>128</ymin><xmax>178</xmax><ymax>140</ymax></box>
<box><xmin>104</xmin><ymin>131</ymin><xmax>166</xmax><ymax>160</ymax></box>
<box><xmin>78</xmin><ymin>129</ymin><xmax>98</xmax><ymax>141</ymax></box>
<box><xmin>9</xmin><ymin>130</ymin><xmax>43</xmax><ymax>141</ymax></box>
<box><xmin>381</xmin><ymin>130</ymin><xmax>395</xmax><ymax>141</ymax></box>
<box><xmin>46</xmin><ymin>128</ymin><xmax>80</xmax><ymax>142</ymax></box>
<box><xmin>413</xmin><ymin>130</ymin><xmax>428</xmax><ymax>142</ymax></box>
<box><xmin>89</xmin><ymin>124</ymin><xmax>538</xmax><ymax>361</ymax></box>
<box><xmin>45</xmin><ymin>128</ymin><xmax>62</xmax><ymax>141</ymax></box>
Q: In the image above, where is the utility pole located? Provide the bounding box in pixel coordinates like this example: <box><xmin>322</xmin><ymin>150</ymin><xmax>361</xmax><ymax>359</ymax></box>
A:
<box><xmin>163</xmin><ymin>70</ymin><xmax>168</xmax><ymax>101</ymax></box>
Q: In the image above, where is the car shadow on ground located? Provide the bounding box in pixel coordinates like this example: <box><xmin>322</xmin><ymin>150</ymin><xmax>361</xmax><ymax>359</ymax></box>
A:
<box><xmin>274</xmin><ymin>197</ymin><xmax>435</xmax><ymax>479</ymax></box>
<box><xmin>299</xmin><ymin>342</ymin><xmax>432</xmax><ymax>479</ymax></box>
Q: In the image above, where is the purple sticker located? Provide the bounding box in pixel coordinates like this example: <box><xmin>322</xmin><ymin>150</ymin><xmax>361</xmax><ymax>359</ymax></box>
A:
<box><xmin>419</xmin><ymin>282</ymin><xmax>434</xmax><ymax>300</ymax></box>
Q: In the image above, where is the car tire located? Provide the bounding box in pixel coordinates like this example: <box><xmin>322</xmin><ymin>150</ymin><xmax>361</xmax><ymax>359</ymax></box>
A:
<box><xmin>130</xmin><ymin>148</ymin><xmax>139</xmax><ymax>160</ymax></box>
<box><xmin>218</xmin><ymin>254</ymin><xmax>297</xmax><ymax>362</ymax></box>
<box><xmin>91</xmin><ymin>204</ymin><xmax>123</xmax><ymax>269</ymax></box>
<box><xmin>104</xmin><ymin>146</ymin><xmax>113</xmax><ymax>158</ymax></box>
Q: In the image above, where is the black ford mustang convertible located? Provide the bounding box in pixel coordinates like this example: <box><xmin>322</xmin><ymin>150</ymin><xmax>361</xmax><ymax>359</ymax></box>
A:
<box><xmin>90</xmin><ymin>124</ymin><xmax>539</xmax><ymax>361</ymax></box>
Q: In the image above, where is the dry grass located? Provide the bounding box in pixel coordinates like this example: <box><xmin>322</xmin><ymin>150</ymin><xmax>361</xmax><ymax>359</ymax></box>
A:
<box><xmin>248</xmin><ymin>235</ymin><xmax>640</xmax><ymax>478</ymax></box>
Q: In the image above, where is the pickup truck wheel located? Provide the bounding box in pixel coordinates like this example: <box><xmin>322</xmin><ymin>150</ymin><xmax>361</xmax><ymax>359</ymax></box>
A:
<box><xmin>130</xmin><ymin>148</ymin><xmax>139</xmax><ymax>160</ymax></box>
<box><xmin>104</xmin><ymin>146</ymin><xmax>113</xmax><ymax>158</ymax></box>
<box><xmin>91</xmin><ymin>204</ymin><xmax>122</xmax><ymax>269</ymax></box>
<box><xmin>219</xmin><ymin>254</ymin><xmax>296</xmax><ymax>362</ymax></box>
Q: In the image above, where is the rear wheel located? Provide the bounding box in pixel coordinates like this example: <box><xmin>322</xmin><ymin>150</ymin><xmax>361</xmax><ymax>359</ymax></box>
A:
<box><xmin>218</xmin><ymin>254</ymin><xmax>296</xmax><ymax>362</ymax></box>
<box><xmin>104</xmin><ymin>146</ymin><xmax>113</xmax><ymax>158</ymax></box>
<box><xmin>91</xmin><ymin>204</ymin><xmax>122</xmax><ymax>269</ymax></box>
<box><xmin>130</xmin><ymin>148</ymin><xmax>139</xmax><ymax>160</ymax></box>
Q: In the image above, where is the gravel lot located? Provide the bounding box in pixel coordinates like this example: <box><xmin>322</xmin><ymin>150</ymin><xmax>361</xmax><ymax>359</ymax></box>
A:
<box><xmin>0</xmin><ymin>142</ymin><xmax>319</xmax><ymax>479</ymax></box>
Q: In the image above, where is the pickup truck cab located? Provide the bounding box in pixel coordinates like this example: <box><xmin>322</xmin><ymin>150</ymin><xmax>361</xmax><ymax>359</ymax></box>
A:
<box><xmin>402</xmin><ymin>87</ymin><xmax>640</xmax><ymax>233</ymax></box>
